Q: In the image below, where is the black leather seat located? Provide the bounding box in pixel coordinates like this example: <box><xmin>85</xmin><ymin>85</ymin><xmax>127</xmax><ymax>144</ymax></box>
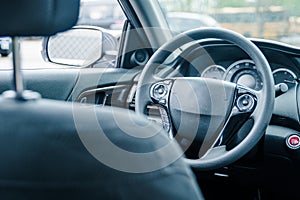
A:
<box><xmin>0</xmin><ymin>0</ymin><xmax>204</xmax><ymax>199</ymax></box>
<box><xmin>0</xmin><ymin>98</ymin><xmax>203</xmax><ymax>199</ymax></box>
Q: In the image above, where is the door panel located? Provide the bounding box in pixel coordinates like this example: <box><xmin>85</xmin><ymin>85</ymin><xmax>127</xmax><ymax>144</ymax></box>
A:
<box><xmin>0</xmin><ymin>68</ymin><xmax>138</xmax><ymax>101</ymax></box>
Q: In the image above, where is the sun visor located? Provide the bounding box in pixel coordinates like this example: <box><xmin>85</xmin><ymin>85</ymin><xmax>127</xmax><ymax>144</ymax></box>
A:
<box><xmin>0</xmin><ymin>0</ymin><xmax>80</xmax><ymax>36</ymax></box>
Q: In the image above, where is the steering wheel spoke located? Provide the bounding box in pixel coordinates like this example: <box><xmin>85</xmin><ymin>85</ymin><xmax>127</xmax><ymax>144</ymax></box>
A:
<box><xmin>205</xmin><ymin>85</ymin><xmax>264</xmax><ymax>158</ymax></box>
<box><xmin>215</xmin><ymin>85</ymin><xmax>258</xmax><ymax>146</ymax></box>
<box><xmin>149</xmin><ymin>79</ymin><xmax>175</xmax><ymax>138</ymax></box>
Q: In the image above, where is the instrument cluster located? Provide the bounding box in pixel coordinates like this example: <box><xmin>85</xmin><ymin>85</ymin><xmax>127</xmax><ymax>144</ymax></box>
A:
<box><xmin>201</xmin><ymin>59</ymin><xmax>298</xmax><ymax>91</ymax></box>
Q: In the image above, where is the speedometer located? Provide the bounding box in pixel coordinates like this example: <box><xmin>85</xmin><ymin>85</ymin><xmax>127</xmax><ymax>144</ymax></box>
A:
<box><xmin>224</xmin><ymin>59</ymin><xmax>263</xmax><ymax>90</ymax></box>
<box><xmin>201</xmin><ymin>65</ymin><xmax>226</xmax><ymax>80</ymax></box>
<box><xmin>273</xmin><ymin>68</ymin><xmax>297</xmax><ymax>89</ymax></box>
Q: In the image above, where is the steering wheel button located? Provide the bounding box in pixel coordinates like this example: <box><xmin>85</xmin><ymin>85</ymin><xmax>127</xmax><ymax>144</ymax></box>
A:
<box><xmin>152</xmin><ymin>84</ymin><xmax>168</xmax><ymax>100</ymax></box>
<box><xmin>242</xmin><ymin>99</ymin><xmax>249</xmax><ymax>106</ymax></box>
<box><xmin>157</xmin><ymin>87</ymin><xmax>164</xmax><ymax>95</ymax></box>
<box><xmin>236</xmin><ymin>94</ymin><xmax>255</xmax><ymax>112</ymax></box>
<box><xmin>163</xmin><ymin>122</ymin><xmax>170</xmax><ymax>131</ymax></box>
<box><xmin>286</xmin><ymin>135</ymin><xmax>300</xmax><ymax>149</ymax></box>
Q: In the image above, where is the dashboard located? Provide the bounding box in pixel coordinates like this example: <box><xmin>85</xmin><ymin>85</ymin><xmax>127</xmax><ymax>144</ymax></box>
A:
<box><xmin>179</xmin><ymin>39</ymin><xmax>300</xmax><ymax>93</ymax></box>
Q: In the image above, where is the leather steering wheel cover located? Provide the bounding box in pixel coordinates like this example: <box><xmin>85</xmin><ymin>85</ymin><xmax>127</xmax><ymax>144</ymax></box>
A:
<box><xmin>136</xmin><ymin>28</ymin><xmax>275</xmax><ymax>170</ymax></box>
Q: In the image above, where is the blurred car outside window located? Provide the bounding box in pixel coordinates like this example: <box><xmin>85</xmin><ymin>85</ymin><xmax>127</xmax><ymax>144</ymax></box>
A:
<box><xmin>159</xmin><ymin>0</ymin><xmax>300</xmax><ymax>47</ymax></box>
<box><xmin>167</xmin><ymin>12</ymin><xmax>220</xmax><ymax>33</ymax></box>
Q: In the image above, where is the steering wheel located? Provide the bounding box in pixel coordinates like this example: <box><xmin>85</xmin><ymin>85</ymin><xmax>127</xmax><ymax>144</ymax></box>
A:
<box><xmin>136</xmin><ymin>28</ymin><xmax>274</xmax><ymax>170</ymax></box>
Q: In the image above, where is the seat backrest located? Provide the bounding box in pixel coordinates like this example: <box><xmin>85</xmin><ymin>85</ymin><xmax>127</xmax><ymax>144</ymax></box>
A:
<box><xmin>0</xmin><ymin>98</ymin><xmax>203</xmax><ymax>199</ymax></box>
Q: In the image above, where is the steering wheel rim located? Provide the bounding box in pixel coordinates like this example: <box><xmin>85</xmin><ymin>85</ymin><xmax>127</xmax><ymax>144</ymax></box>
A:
<box><xmin>136</xmin><ymin>28</ymin><xmax>274</xmax><ymax>170</ymax></box>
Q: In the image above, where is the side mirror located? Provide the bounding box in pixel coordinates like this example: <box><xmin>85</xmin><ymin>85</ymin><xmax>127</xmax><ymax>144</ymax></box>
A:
<box><xmin>43</xmin><ymin>27</ymin><xmax>103</xmax><ymax>66</ymax></box>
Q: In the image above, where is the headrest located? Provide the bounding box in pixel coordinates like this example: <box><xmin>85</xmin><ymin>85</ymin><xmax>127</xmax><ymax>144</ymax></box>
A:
<box><xmin>0</xmin><ymin>0</ymin><xmax>80</xmax><ymax>36</ymax></box>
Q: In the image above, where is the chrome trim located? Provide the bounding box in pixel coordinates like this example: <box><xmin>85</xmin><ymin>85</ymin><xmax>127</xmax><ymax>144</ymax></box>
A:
<box><xmin>273</xmin><ymin>68</ymin><xmax>297</xmax><ymax>80</ymax></box>
<box><xmin>214</xmin><ymin>173</ymin><xmax>229</xmax><ymax>178</ymax></box>
<box><xmin>77</xmin><ymin>85</ymin><xmax>128</xmax><ymax>102</ymax></box>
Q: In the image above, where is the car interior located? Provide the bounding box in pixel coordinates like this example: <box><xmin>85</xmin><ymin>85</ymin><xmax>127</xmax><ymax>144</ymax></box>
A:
<box><xmin>0</xmin><ymin>0</ymin><xmax>300</xmax><ymax>199</ymax></box>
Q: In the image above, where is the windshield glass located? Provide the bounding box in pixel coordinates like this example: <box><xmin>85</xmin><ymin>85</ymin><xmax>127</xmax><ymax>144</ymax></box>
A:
<box><xmin>159</xmin><ymin>0</ymin><xmax>300</xmax><ymax>47</ymax></box>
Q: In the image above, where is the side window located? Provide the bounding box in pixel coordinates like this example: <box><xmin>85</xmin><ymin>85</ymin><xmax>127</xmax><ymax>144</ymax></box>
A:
<box><xmin>78</xmin><ymin>0</ymin><xmax>125</xmax><ymax>30</ymax></box>
<box><xmin>0</xmin><ymin>0</ymin><xmax>125</xmax><ymax>69</ymax></box>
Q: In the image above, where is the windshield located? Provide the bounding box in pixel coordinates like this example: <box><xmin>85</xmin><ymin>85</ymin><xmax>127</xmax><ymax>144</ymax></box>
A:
<box><xmin>159</xmin><ymin>0</ymin><xmax>300</xmax><ymax>47</ymax></box>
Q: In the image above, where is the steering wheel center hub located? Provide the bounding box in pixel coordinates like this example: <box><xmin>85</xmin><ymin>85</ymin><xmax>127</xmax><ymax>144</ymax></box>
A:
<box><xmin>169</xmin><ymin>78</ymin><xmax>235</xmax><ymax>143</ymax></box>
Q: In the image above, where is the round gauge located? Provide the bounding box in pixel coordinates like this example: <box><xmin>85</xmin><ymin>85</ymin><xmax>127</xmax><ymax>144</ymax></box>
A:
<box><xmin>201</xmin><ymin>65</ymin><xmax>226</xmax><ymax>80</ymax></box>
<box><xmin>273</xmin><ymin>68</ymin><xmax>297</xmax><ymax>89</ymax></box>
<box><xmin>224</xmin><ymin>59</ymin><xmax>263</xmax><ymax>90</ymax></box>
